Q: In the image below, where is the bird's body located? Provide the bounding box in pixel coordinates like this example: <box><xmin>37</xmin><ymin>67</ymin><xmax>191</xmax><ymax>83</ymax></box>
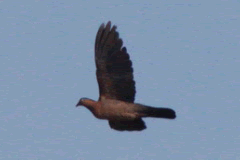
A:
<box><xmin>76</xmin><ymin>21</ymin><xmax>176</xmax><ymax>131</ymax></box>
<box><xmin>81</xmin><ymin>97</ymin><xmax>144</xmax><ymax>120</ymax></box>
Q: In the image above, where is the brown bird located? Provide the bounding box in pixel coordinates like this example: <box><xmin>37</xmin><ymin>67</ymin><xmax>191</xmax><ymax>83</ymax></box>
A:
<box><xmin>76</xmin><ymin>21</ymin><xmax>176</xmax><ymax>131</ymax></box>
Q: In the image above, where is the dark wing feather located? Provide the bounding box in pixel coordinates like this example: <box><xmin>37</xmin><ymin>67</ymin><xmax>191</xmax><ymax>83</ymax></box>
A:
<box><xmin>95</xmin><ymin>21</ymin><xmax>135</xmax><ymax>102</ymax></box>
<box><xmin>109</xmin><ymin>119</ymin><xmax>146</xmax><ymax>131</ymax></box>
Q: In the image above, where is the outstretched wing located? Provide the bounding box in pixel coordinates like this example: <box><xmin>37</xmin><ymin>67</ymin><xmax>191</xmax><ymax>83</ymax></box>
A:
<box><xmin>95</xmin><ymin>21</ymin><xmax>135</xmax><ymax>103</ymax></box>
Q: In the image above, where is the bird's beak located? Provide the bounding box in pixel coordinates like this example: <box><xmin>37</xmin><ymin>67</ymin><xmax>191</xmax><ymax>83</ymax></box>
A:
<box><xmin>76</xmin><ymin>100</ymin><xmax>82</xmax><ymax>107</ymax></box>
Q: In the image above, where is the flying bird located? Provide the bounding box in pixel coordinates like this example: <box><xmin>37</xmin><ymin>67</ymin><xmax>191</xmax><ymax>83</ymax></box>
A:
<box><xmin>76</xmin><ymin>21</ymin><xmax>176</xmax><ymax>131</ymax></box>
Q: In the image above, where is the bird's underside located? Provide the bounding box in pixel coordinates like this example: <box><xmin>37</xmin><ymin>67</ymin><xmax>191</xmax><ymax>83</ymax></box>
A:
<box><xmin>76</xmin><ymin>21</ymin><xmax>176</xmax><ymax>131</ymax></box>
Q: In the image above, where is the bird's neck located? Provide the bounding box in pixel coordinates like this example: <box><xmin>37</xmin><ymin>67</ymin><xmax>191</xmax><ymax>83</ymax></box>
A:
<box><xmin>82</xmin><ymin>99</ymin><xmax>99</xmax><ymax>114</ymax></box>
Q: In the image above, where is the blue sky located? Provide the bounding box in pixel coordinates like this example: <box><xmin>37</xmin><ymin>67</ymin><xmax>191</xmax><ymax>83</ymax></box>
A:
<box><xmin>1</xmin><ymin>0</ymin><xmax>240</xmax><ymax>159</ymax></box>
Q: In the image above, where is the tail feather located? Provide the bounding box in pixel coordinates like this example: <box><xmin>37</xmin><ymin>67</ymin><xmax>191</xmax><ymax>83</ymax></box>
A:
<box><xmin>140</xmin><ymin>105</ymin><xmax>176</xmax><ymax>119</ymax></box>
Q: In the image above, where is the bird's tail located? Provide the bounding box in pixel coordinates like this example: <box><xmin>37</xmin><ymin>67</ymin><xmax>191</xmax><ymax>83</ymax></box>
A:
<box><xmin>139</xmin><ymin>105</ymin><xmax>176</xmax><ymax>119</ymax></box>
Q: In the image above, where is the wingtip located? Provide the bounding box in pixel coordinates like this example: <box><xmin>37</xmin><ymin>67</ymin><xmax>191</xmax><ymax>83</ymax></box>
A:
<box><xmin>106</xmin><ymin>21</ymin><xmax>111</xmax><ymax>26</ymax></box>
<box><xmin>99</xmin><ymin>21</ymin><xmax>111</xmax><ymax>29</ymax></box>
<box><xmin>103</xmin><ymin>21</ymin><xmax>117</xmax><ymax>30</ymax></box>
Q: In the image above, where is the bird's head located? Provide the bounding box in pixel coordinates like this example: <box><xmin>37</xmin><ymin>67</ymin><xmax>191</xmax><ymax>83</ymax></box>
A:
<box><xmin>76</xmin><ymin>97</ymin><xmax>89</xmax><ymax>107</ymax></box>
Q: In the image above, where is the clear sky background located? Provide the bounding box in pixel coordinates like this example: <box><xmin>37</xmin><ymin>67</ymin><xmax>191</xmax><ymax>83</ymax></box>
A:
<box><xmin>1</xmin><ymin>0</ymin><xmax>239</xmax><ymax>159</ymax></box>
